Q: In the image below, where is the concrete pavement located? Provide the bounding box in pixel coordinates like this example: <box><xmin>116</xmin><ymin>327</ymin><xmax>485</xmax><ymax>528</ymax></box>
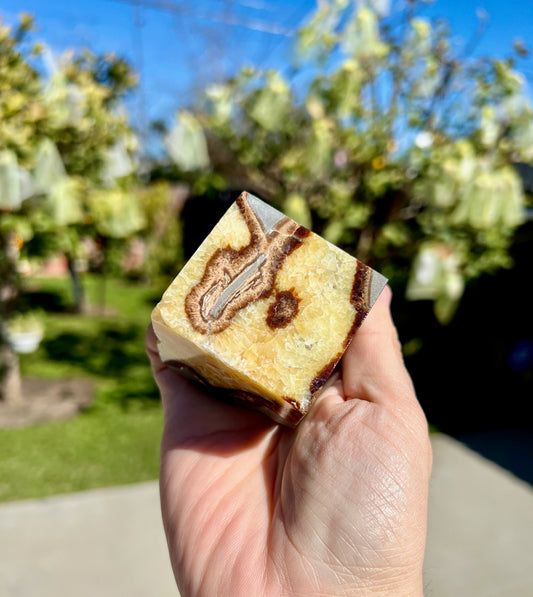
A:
<box><xmin>0</xmin><ymin>482</ymin><xmax>176</xmax><ymax>597</ymax></box>
<box><xmin>424</xmin><ymin>434</ymin><xmax>533</xmax><ymax>597</ymax></box>
<box><xmin>1</xmin><ymin>433</ymin><xmax>532</xmax><ymax>596</ymax></box>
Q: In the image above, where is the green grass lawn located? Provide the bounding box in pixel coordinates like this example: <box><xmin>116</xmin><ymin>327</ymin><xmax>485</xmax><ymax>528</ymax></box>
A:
<box><xmin>0</xmin><ymin>274</ymin><xmax>168</xmax><ymax>503</ymax></box>
<box><xmin>1</xmin><ymin>274</ymin><xmax>439</xmax><ymax>503</ymax></box>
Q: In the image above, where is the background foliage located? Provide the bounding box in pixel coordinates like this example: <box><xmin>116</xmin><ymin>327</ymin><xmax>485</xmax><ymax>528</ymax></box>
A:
<box><xmin>164</xmin><ymin>0</ymin><xmax>532</xmax><ymax>323</ymax></box>
<box><xmin>0</xmin><ymin>13</ymin><xmax>146</xmax><ymax>402</ymax></box>
<box><xmin>1</xmin><ymin>1</ymin><xmax>532</xmax><ymax>499</ymax></box>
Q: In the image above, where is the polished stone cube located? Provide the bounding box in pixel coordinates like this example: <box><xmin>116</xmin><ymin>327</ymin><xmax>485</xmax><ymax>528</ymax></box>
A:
<box><xmin>152</xmin><ymin>191</ymin><xmax>387</xmax><ymax>426</ymax></box>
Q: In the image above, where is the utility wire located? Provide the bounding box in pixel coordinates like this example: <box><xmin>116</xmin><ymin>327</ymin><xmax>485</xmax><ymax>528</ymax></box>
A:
<box><xmin>211</xmin><ymin>0</ymin><xmax>278</xmax><ymax>13</ymax></box>
<box><xmin>107</xmin><ymin>0</ymin><xmax>295</xmax><ymax>36</ymax></box>
<box><xmin>131</xmin><ymin>2</ymin><xmax>149</xmax><ymax>142</ymax></box>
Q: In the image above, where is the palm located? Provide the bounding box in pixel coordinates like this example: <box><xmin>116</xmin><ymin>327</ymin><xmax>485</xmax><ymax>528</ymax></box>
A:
<box><xmin>148</xmin><ymin>288</ymin><xmax>431</xmax><ymax>597</ymax></box>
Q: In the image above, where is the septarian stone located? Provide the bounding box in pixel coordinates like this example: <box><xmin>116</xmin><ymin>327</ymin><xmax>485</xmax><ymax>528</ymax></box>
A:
<box><xmin>151</xmin><ymin>191</ymin><xmax>387</xmax><ymax>426</ymax></box>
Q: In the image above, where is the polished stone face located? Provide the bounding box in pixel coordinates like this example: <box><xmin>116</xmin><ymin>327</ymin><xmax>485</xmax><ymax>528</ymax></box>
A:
<box><xmin>152</xmin><ymin>191</ymin><xmax>387</xmax><ymax>426</ymax></box>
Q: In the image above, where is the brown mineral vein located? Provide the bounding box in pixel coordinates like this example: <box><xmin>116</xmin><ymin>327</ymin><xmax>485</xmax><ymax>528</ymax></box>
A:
<box><xmin>309</xmin><ymin>355</ymin><xmax>342</xmax><ymax>397</ymax></box>
<box><xmin>266</xmin><ymin>290</ymin><xmax>301</xmax><ymax>330</ymax></box>
<box><xmin>185</xmin><ymin>192</ymin><xmax>310</xmax><ymax>334</ymax></box>
<box><xmin>308</xmin><ymin>261</ymin><xmax>374</xmax><ymax>399</ymax></box>
<box><xmin>350</xmin><ymin>261</ymin><xmax>372</xmax><ymax>328</ymax></box>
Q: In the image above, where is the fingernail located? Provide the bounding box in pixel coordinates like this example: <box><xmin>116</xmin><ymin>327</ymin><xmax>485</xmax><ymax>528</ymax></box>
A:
<box><xmin>379</xmin><ymin>285</ymin><xmax>392</xmax><ymax>307</ymax></box>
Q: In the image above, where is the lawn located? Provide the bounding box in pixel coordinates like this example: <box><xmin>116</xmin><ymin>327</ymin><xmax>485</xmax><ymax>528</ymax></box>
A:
<box><xmin>0</xmin><ymin>273</ymin><xmax>440</xmax><ymax>503</ymax></box>
<box><xmin>0</xmin><ymin>274</ymin><xmax>168</xmax><ymax>503</ymax></box>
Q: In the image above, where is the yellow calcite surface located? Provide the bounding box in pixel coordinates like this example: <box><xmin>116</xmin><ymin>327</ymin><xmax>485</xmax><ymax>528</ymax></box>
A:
<box><xmin>152</xmin><ymin>192</ymin><xmax>382</xmax><ymax>425</ymax></box>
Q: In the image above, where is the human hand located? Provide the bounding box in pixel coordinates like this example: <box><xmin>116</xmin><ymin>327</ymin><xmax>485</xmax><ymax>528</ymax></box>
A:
<box><xmin>146</xmin><ymin>286</ymin><xmax>432</xmax><ymax>596</ymax></box>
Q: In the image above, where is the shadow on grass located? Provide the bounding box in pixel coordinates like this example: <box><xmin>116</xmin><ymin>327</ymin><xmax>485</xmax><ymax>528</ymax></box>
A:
<box><xmin>20</xmin><ymin>289</ymin><xmax>73</xmax><ymax>313</ymax></box>
<box><xmin>144</xmin><ymin>288</ymin><xmax>169</xmax><ymax>309</ymax></box>
<box><xmin>41</xmin><ymin>322</ymin><xmax>159</xmax><ymax>406</ymax></box>
<box><xmin>105</xmin><ymin>376</ymin><xmax>161</xmax><ymax>408</ymax></box>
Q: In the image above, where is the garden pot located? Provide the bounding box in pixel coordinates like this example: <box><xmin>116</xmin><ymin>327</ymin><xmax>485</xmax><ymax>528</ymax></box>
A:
<box><xmin>7</xmin><ymin>330</ymin><xmax>44</xmax><ymax>354</ymax></box>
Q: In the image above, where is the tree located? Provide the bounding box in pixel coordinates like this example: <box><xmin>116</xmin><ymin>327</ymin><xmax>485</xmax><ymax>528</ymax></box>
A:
<box><xmin>0</xmin><ymin>14</ymin><xmax>142</xmax><ymax>403</ymax></box>
<box><xmin>169</xmin><ymin>0</ymin><xmax>532</xmax><ymax>323</ymax></box>
<box><xmin>30</xmin><ymin>45</ymin><xmax>141</xmax><ymax>312</ymax></box>
<box><xmin>0</xmin><ymin>14</ymin><xmax>47</xmax><ymax>404</ymax></box>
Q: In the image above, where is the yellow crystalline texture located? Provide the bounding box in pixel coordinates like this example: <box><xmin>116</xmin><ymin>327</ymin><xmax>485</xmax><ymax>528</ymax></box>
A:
<box><xmin>152</xmin><ymin>192</ymin><xmax>381</xmax><ymax>426</ymax></box>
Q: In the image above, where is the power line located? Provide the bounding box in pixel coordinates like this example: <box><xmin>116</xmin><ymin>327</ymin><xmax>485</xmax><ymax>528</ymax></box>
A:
<box><xmin>213</xmin><ymin>0</ymin><xmax>279</xmax><ymax>13</ymax></box>
<box><xmin>253</xmin><ymin>0</ymin><xmax>309</xmax><ymax>69</ymax></box>
<box><xmin>131</xmin><ymin>2</ymin><xmax>148</xmax><ymax>141</ymax></box>
<box><xmin>107</xmin><ymin>0</ymin><xmax>295</xmax><ymax>36</ymax></box>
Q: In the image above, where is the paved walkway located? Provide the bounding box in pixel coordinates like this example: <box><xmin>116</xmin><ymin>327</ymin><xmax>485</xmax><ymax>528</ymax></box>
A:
<box><xmin>1</xmin><ymin>433</ymin><xmax>532</xmax><ymax>597</ymax></box>
<box><xmin>424</xmin><ymin>434</ymin><xmax>533</xmax><ymax>597</ymax></box>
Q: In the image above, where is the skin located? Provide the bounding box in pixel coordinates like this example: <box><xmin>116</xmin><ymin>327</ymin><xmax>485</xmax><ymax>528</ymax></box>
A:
<box><xmin>146</xmin><ymin>286</ymin><xmax>432</xmax><ymax>597</ymax></box>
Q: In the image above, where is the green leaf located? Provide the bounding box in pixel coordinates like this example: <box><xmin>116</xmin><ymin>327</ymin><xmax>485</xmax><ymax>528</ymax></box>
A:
<box><xmin>89</xmin><ymin>188</ymin><xmax>146</xmax><ymax>238</ymax></box>
<box><xmin>479</xmin><ymin>106</ymin><xmax>499</xmax><ymax>147</ymax></box>
<box><xmin>33</xmin><ymin>138</ymin><xmax>66</xmax><ymax>194</ymax></box>
<box><xmin>296</xmin><ymin>0</ymin><xmax>348</xmax><ymax>61</ymax></box>
<box><xmin>46</xmin><ymin>177</ymin><xmax>84</xmax><ymax>226</ymax></box>
<box><xmin>205</xmin><ymin>83</ymin><xmax>233</xmax><ymax>126</ymax></box>
<box><xmin>342</xmin><ymin>8</ymin><xmax>389</xmax><ymax>60</ymax></box>
<box><xmin>434</xmin><ymin>293</ymin><xmax>460</xmax><ymax>325</ymax></box>
<box><xmin>327</xmin><ymin>59</ymin><xmax>365</xmax><ymax>117</ymax></box>
<box><xmin>283</xmin><ymin>193</ymin><xmax>312</xmax><ymax>229</ymax></box>
<box><xmin>453</xmin><ymin>166</ymin><xmax>525</xmax><ymax>229</ymax></box>
<box><xmin>406</xmin><ymin>242</ymin><xmax>464</xmax><ymax>323</ymax></box>
<box><xmin>0</xmin><ymin>150</ymin><xmax>22</xmax><ymax>210</ymax></box>
<box><xmin>511</xmin><ymin>118</ymin><xmax>533</xmax><ymax>161</ymax></box>
<box><xmin>43</xmin><ymin>72</ymin><xmax>87</xmax><ymax>128</ymax></box>
<box><xmin>164</xmin><ymin>111</ymin><xmax>210</xmax><ymax>171</ymax></box>
<box><xmin>249</xmin><ymin>72</ymin><xmax>291</xmax><ymax>131</ymax></box>
<box><xmin>103</xmin><ymin>137</ymin><xmax>135</xmax><ymax>182</ymax></box>
<box><xmin>0</xmin><ymin>214</ymin><xmax>34</xmax><ymax>241</ymax></box>
<box><xmin>323</xmin><ymin>219</ymin><xmax>346</xmax><ymax>244</ymax></box>
<box><xmin>408</xmin><ymin>18</ymin><xmax>432</xmax><ymax>58</ymax></box>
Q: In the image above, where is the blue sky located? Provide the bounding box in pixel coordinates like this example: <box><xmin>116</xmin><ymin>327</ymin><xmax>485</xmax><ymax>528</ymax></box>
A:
<box><xmin>1</xmin><ymin>0</ymin><xmax>532</xmax><ymax>135</ymax></box>
<box><xmin>0</xmin><ymin>0</ymin><xmax>310</xmax><ymax>129</ymax></box>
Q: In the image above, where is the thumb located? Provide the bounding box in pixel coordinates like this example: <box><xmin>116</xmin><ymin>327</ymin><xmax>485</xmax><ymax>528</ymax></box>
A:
<box><xmin>342</xmin><ymin>286</ymin><xmax>416</xmax><ymax>408</ymax></box>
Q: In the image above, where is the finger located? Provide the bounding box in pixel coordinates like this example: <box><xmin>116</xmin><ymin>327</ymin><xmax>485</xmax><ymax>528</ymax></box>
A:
<box><xmin>145</xmin><ymin>323</ymin><xmax>187</xmax><ymax>412</ymax></box>
<box><xmin>145</xmin><ymin>324</ymin><xmax>274</xmax><ymax>444</ymax></box>
<box><xmin>145</xmin><ymin>323</ymin><xmax>169</xmax><ymax>378</ymax></box>
<box><xmin>342</xmin><ymin>286</ymin><xmax>416</xmax><ymax>408</ymax></box>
